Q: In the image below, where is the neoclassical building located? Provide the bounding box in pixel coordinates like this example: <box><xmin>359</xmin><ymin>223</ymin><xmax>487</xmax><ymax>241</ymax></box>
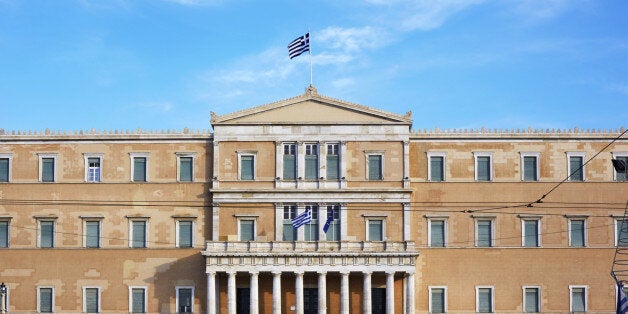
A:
<box><xmin>0</xmin><ymin>86</ymin><xmax>627</xmax><ymax>313</ymax></box>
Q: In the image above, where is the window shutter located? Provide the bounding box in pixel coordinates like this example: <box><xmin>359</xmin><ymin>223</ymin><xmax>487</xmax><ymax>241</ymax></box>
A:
<box><xmin>431</xmin><ymin>220</ymin><xmax>445</xmax><ymax>247</ymax></box>
<box><xmin>618</xmin><ymin>220</ymin><xmax>628</xmax><ymax>247</ymax></box>
<box><xmin>40</xmin><ymin>221</ymin><xmax>54</xmax><ymax>248</ymax></box>
<box><xmin>179</xmin><ymin>221</ymin><xmax>193</xmax><ymax>247</ymax></box>
<box><xmin>133</xmin><ymin>157</ymin><xmax>147</xmax><ymax>182</ymax></box>
<box><xmin>431</xmin><ymin>288</ymin><xmax>445</xmax><ymax>313</ymax></box>
<box><xmin>0</xmin><ymin>158</ymin><xmax>8</xmax><ymax>182</ymax></box>
<box><xmin>326</xmin><ymin>155</ymin><xmax>339</xmax><ymax>180</ymax></box>
<box><xmin>178</xmin><ymin>288</ymin><xmax>193</xmax><ymax>313</ymax></box>
<box><xmin>86</xmin><ymin>221</ymin><xmax>100</xmax><ymax>248</ymax></box>
<box><xmin>368</xmin><ymin>155</ymin><xmax>382</xmax><ymax>180</ymax></box>
<box><xmin>618</xmin><ymin>156</ymin><xmax>628</xmax><ymax>181</ymax></box>
<box><xmin>571</xmin><ymin>288</ymin><xmax>585</xmax><ymax>312</ymax></box>
<box><xmin>368</xmin><ymin>220</ymin><xmax>383</xmax><ymax>241</ymax></box>
<box><xmin>42</xmin><ymin>158</ymin><xmax>54</xmax><ymax>182</ymax></box>
<box><xmin>179</xmin><ymin>157</ymin><xmax>193</xmax><ymax>182</ymax></box>
<box><xmin>569</xmin><ymin>156</ymin><xmax>583</xmax><ymax>181</ymax></box>
<box><xmin>305</xmin><ymin>156</ymin><xmax>318</xmax><ymax>180</ymax></box>
<box><xmin>430</xmin><ymin>157</ymin><xmax>444</xmax><ymax>181</ymax></box>
<box><xmin>525</xmin><ymin>288</ymin><xmax>539</xmax><ymax>312</ymax></box>
<box><xmin>570</xmin><ymin>220</ymin><xmax>585</xmax><ymax>247</ymax></box>
<box><xmin>478</xmin><ymin>288</ymin><xmax>492</xmax><ymax>312</ymax></box>
<box><xmin>477</xmin><ymin>156</ymin><xmax>490</xmax><ymax>181</ymax></box>
<box><xmin>132</xmin><ymin>221</ymin><xmax>146</xmax><ymax>248</ymax></box>
<box><xmin>132</xmin><ymin>288</ymin><xmax>145</xmax><ymax>313</ymax></box>
<box><xmin>524</xmin><ymin>220</ymin><xmax>539</xmax><ymax>247</ymax></box>
<box><xmin>240</xmin><ymin>156</ymin><xmax>254</xmax><ymax>180</ymax></box>
<box><xmin>240</xmin><ymin>220</ymin><xmax>254</xmax><ymax>241</ymax></box>
<box><xmin>85</xmin><ymin>288</ymin><xmax>99</xmax><ymax>313</ymax></box>
<box><xmin>40</xmin><ymin>288</ymin><xmax>53</xmax><ymax>312</ymax></box>
<box><xmin>477</xmin><ymin>220</ymin><xmax>492</xmax><ymax>247</ymax></box>
<box><xmin>523</xmin><ymin>156</ymin><xmax>537</xmax><ymax>181</ymax></box>
<box><xmin>0</xmin><ymin>221</ymin><xmax>8</xmax><ymax>247</ymax></box>
<box><xmin>283</xmin><ymin>155</ymin><xmax>296</xmax><ymax>180</ymax></box>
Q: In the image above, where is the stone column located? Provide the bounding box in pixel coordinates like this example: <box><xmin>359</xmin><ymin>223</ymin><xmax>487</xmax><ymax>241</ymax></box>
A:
<box><xmin>386</xmin><ymin>271</ymin><xmax>395</xmax><ymax>314</ymax></box>
<box><xmin>207</xmin><ymin>271</ymin><xmax>216</xmax><ymax>314</ymax></box>
<box><xmin>318</xmin><ymin>271</ymin><xmax>327</xmax><ymax>314</ymax></box>
<box><xmin>363</xmin><ymin>271</ymin><xmax>372</xmax><ymax>314</ymax></box>
<box><xmin>250</xmin><ymin>271</ymin><xmax>259</xmax><ymax>314</ymax></box>
<box><xmin>295</xmin><ymin>271</ymin><xmax>304</xmax><ymax>314</ymax></box>
<box><xmin>340</xmin><ymin>271</ymin><xmax>350</xmax><ymax>314</ymax></box>
<box><xmin>227</xmin><ymin>271</ymin><xmax>236</xmax><ymax>314</ymax></box>
<box><xmin>272</xmin><ymin>271</ymin><xmax>282</xmax><ymax>314</ymax></box>
<box><xmin>406</xmin><ymin>271</ymin><xmax>415</xmax><ymax>314</ymax></box>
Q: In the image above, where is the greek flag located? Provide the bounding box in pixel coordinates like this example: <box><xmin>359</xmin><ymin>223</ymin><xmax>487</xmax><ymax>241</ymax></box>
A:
<box><xmin>323</xmin><ymin>207</ymin><xmax>334</xmax><ymax>233</ymax></box>
<box><xmin>292</xmin><ymin>208</ymin><xmax>312</xmax><ymax>229</ymax></box>
<box><xmin>288</xmin><ymin>33</ymin><xmax>310</xmax><ymax>59</ymax></box>
<box><xmin>618</xmin><ymin>282</ymin><xmax>628</xmax><ymax>314</ymax></box>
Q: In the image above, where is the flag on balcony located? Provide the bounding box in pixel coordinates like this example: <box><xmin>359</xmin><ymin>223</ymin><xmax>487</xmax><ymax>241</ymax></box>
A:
<box><xmin>618</xmin><ymin>282</ymin><xmax>628</xmax><ymax>314</ymax></box>
<box><xmin>323</xmin><ymin>207</ymin><xmax>334</xmax><ymax>233</ymax></box>
<box><xmin>292</xmin><ymin>208</ymin><xmax>312</xmax><ymax>229</ymax></box>
<box><xmin>288</xmin><ymin>32</ymin><xmax>310</xmax><ymax>59</ymax></box>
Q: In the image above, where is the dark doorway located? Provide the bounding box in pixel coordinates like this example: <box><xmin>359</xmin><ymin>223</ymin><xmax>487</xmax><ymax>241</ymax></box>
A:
<box><xmin>236</xmin><ymin>288</ymin><xmax>250</xmax><ymax>314</ymax></box>
<box><xmin>372</xmin><ymin>288</ymin><xmax>386</xmax><ymax>314</ymax></box>
<box><xmin>304</xmin><ymin>288</ymin><xmax>319</xmax><ymax>314</ymax></box>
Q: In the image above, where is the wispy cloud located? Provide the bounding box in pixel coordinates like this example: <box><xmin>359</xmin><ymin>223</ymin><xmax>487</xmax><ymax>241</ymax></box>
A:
<box><xmin>512</xmin><ymin>0</ymin><xmax>574</xmax><ymax>23</ymax></box>
<box><xmin>608</xmin><ymin>83</ymin><xmax>628</xmax><ymax>96</ymax></box>
<box><xmin>161</xmin><ymin>0</ymin><xmax>224</xmax><ymax>6</ymax></box>
<box><xmin>135</xmin><ymin>101</ymin><xmax>173</xmax><ymax>113</ymax></box>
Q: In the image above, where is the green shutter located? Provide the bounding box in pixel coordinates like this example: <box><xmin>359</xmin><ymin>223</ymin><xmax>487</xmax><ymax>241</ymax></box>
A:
<box><xmin>524</xmin><ymin>220</ymin><xmax>539</xmax><ymax>247</ymax></box>
<box><xmin>368</xmin><ymin>155</ymin><xmax>382</xmax><ymax>180</ymax></box>
<box><xmin>368</xmin><ymin>220</ymin><xmax>383</xmax><ymax>241</ymax></box>
<box><xmin>523</xmin><ymin>156</ymin><xmax>537</xmax><ymax>181</ymax></box>
<box><xmin>132</xmin><ymin>288</ymin><xmax>145</xmax><ymax>313</ymax></box>
<box><xmin>430</xmin><ymin>156</ymin><xmax>444</xmax><ymax>181</ymax></box>
<box><xmin>240</xmin><ymin>220</ymin><xmax>254</xmax><ymax>241</ymax></box>
<box><xmin>133</xmin><ymin>157</ymin><xmax>147</xmax><ymax>182</ymax></box>
<box><xmin>431</xmin><ymin>220</ymin><xmax>445</xmax><ymax>247</ymax></box>
<box><xmin>179</xmin><ymin>157</ymin><xmax>193</xmax><ymax>182</ymax></box>
<box><xmin>283</xmin><ymin>155</ymin><xmax>296</xmax><ymax>180</ymax></box>
<box><xmin>178</xmin><ymin>288</ymin><xmax>193</xmax><ymax>313</ymax></box>
<box><xmin>132</xmin><ymin>221</ymin><xmax>146</xmax><ymax>248</ymax></box>
<box><xmin>525</xmin><ymin>288</ymin><xmax>539</xmax><ymax>312</ymax></box>
<box><xmin>40</xmin><ymin>221</ymin><xmax>54</xmax><ymax>248</ymax></box>
<box><xmin>86</xmin><ymin>221</ymin><xmax>100</xmax><ymax>248</ymax></box>
<box><xmin>618</xmin><ymin>220</ymin><xmax>628</xmax><ymax>247</ymax></box>
<box><xmin>326</xmin><ymin>155</ymin><xmax>339</xmax><ymax>180</ymax></box>
<box><xmin>40</xmin><ymin>288</ymin><xmax>53</xmax><ymax>313</ymax></box>
<box><xmin>477</xmin><ymin>220</ymin><xmax>492</xmax><ymax>247</ymax></box>
<box><xmin>477</xmin><ymin>156</ymin><xmax>491</xmax><ymax>181</ymax></box>
<box><xmin>42</xmin><ymin>158</ymin><xmax>55</xmax><ymax>182</ymax></box>
<box><xmin>571</xmin><ymin>288</ymin><xmax>585</xmax><ymax>312</ymax></box>
<box><xmin>617</xmin><ymin>157</ymin><xmax>628</xmax><ymax>181</ymax></box>
<box><xmin>85</xmin><ymin>288</ymin><xmax>99</xmax><ymax>313</ymax></box>
<box><xmin>431</xmin><ymin>288</ymin><xmax>445</xmax><ymax>313</ymax></box>
<box><xmin>0</xmin><ymin>158</ymin><xmax>8</xmax><ymax>182</ymax></box>
<box><xmin>0</xmin><ymin>221</ymin><xmax>8</xmax><ymax>247</ymax></box>
<box><xmin>478</xmin><ymin>288</ymin><xmax>492</xmax><ymax>313</ymax></box>
<box><xmin>240</xmin><ymin>155</ymin><xmax>254</xmax><ymax>180</ymax></box>
<box><xmin>569</xmin><ymin>156</ymin><xmax>584</xmax><ymax>181</ymax></box>
<box><xmin>305</xmin><ymin>155</ymin><xmax>318</xmax><ymax>180</ymax></box>
<box><xmin>179</xmin><ymin>221</ymin><xmax>193</xmax><ymax>247</ymax></box>
<box><xmin>570</xmin><ymin>220</ymin><xmax>585</xmax><ymax>247</ymax></box>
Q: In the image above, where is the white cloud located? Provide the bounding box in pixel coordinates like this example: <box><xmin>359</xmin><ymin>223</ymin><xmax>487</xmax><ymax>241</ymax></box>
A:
<box><xmin>609</xmin><ymin>83</ymin><xmax>628</xmax><ymax>96</ymax></box>
<box><xmin>331</xmin><ymin>78</ymin><xmax>356</xmax><ymax>89</ymax></box>
<box><xmin>162</xmin><ymin>0</ymin><xmax>224</xmax><ymax>6</ymax></box>
<box><xmin>136</xmin><ymin>101</ymin><xmax>173</xmax><ymax>113</ymax></box>
<box><xmin>513</xmin><ymin>0</ymin><xmax>572</xmax><ymax>22</ymax></box>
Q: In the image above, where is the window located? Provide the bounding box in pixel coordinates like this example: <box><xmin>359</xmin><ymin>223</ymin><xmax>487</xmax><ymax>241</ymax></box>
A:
<box><xmin>429</xmin><ymin>287</ymin><xmax>447</xmax><ymax>313</ymax></box>
<box><xmin>85</xmin><ymin>220</ymin><xmax>101</xmax><ymax>248</ymax></box>
<box><xmin>367</xmin><ymin>219</ymin><xmax>384</xmax><ymax>241</ymax></box>
<box><xmin>569</xmin><ymin>219</ymin><xmax>586</xmax><ymax>247</ymax></box>
<box><xmin>238</xmin><ymin>219</ymin><xmax>255</xmax><ymax>241</ymax></box>
<box><xmin>616</xmin><ymin>219</ymin><xmax>628</xmax><ymax>247</ymax></box>
<box><xmin>476</xmin><ymin>219</ymin><xmax>493</xmax><ymax>247</ymax></box>
<box><xmin>177</xmin><ymin>154</ymin><xmax>195</xmax><ymax>182</ymax></box>
<box><xmin>428</xmin><ymin>153</ymin><xmax>446</xmax><ymax>182</ymax></box>
<box><xmin>325</xmin><ymin>204</ymin><xmax>340</xmax><ymax>241</ymax></box>
<box><xmin>305</xmin><ymin>144</ymin><xmax>318</xmax><ymax>180</ymax></box>
<box><xmin>130</xmin><ymin>153</ymin><xmax>149</xmax><ymax>182</ymax></box>
<box><xmin>177</xmin><ymin>220</ymin><xmax>194</xmax><ymax>247</ymax></box>
<box><xmin>130</xmin><ymin>220</ymin><xmax>148</xmax><ymax>248</ymax></box>
<box><xmin>238</xmin><ymin>152</ymin><xmax>256</xmax><ymax>181</ymax></box>
<box><xmin>38</xmin><ymin>287</ymin><xmax>54</xmax><ymax>313</ymax></box>
<box><xmin>567</xmin><ymin>153</ymin><xmax>585</xmax><ymax>181</ymax></box>
<box><xmin>523</xmin><ymin>287</ymin><xmax>540</xmax><ymax>313</ymax></box>
<box><xmin>366</xmin><ymin>153</ymin><xmax>383</xmax><ymax>180</ymax></box>
<box><xmin>570</xmin><ymin>286</ymin><xmax>587</xmax><ymax>312</ymax></box>
<box><xmin>282</xmin><ymin>205</ymin><xmax>297</xmax><ymax>241</ymax></box>
<box><xmin>521</xmin><ymin>153</ymin><xmax>539</xmax><ymax>181</ymax></box>
<box><xmin>176</xmin><ymin>287</ymin><xmax>194</xmax><ymax>313</ymax></box>
<box><xmin>129</xmin><ymin>287</ymin><xmax>146</xmax><ymax>313</ymax></box>
<box><xmin>304</xmin><ymin>205</ymin><xmax>319</xmax><ymax>241</ymax></box>
<box><xmin>0</xmin><ymin>219</ymin><xmax>9</xmax><ymax>248</ymax></box>
<box><xmin>84</xmin><ymin>154</ymin><xmax>103</xmax><ymax>183</ymax></box>
<box><xmin>83</xmin><ymin>287</ymin><xmax>100</xmax><ymax>313</ymax></box>
<box><xmin>39</xmin><ymin>154</ymin><xmax>57</xmax><ymax>182</ymax></box>
<box><xmin>476</xmin><ymin>286</ymin><xmax>494</xmax><ymax>313</ymax></box>
<box><xmin>39</xmin><ymin>220</ymin><xmax>55</xmax><ymax>248</ymax></box>
<box><xmin>474</xmin><ymin>153</ymin><xmax>492</xmax><ymax>181</ymax></box>
<box><xmin>0</xmin><ymin>154</ymin><xmax>12</xmax><ymax>182</ymax></box>
<box><xmin>522</xmin><ymin>219</ymin><xmax>540</xmax><ymax>247</ymax></box>
<box><xmin>429</xmin><ymin>219</ymin><xmax>446</xmax><ymax>247</ymax></box>
<box><xmin>283</xmin><ymin>143</ymin><xmax>296</xmax><ymax>180</ymax></box>
<box><xmin>612</xmin><ymin>153</ymin><xmax>628</xmax><ymax>181</ymax></box>
<box><xmin>326</xmin><ymin>143</ymin><xmax>340</xmax><ymax>180</ymax></box>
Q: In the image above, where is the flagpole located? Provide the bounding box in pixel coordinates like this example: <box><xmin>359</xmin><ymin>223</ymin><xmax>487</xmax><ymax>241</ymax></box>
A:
<box><xmin>308</xmin><ymin>27</ymin><xmax>313</xmax><ymax>87</ymax></box>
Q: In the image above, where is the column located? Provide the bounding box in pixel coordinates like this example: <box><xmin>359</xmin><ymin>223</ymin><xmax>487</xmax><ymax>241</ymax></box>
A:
<box><xmin>272</xmin><ymin>271</ymin><xmax>282</xmax><ymax>314</ymax></box>
<box><xmin>318</xmin><ymin>271</ymin><xmax>327</xmax><ymax>314</ymax></box>
<box><xmin>207</xmin><ymin>271</ymin><xmax>216</xmax><ymax>314</ymax></box>
<box><xmin>227</xmin><ymin>271</ymin><xmax>236</xmax><ymax>314</ymax></box>
<box><xmin>406</xmin><ymin>272</ymin><xmax>415</xmax><ymax>314</ymax></box>
<box><xmin>363</xmin><ymin>272</ymin><xmax>372</xmax><ymax>314</ymax></box>
<box><xmin>212</xmin><ymin>204</ymin><xmax>220</xmax><ymax>241</ymax></box>
<box><xmin>403</xmin><ymin>140</ymin><xmax>410</xmax><ymax>188</ymax></box>
<box><xmin>340</xmin><ymin>271</ymin><xmax>350</xmax><ymax>314</ymax></box>
<box><xmin>250</xmin><ymin>271</ymin><xmax>259</xmax><ymax>314</ymax></box>
<box><xmin>386</xmin><ymin>271</ymin><xmax>395</xmax><ymax>314</ymax></box>
<box><xmin>295</xmin><ymin>271</ymin><xmax>304</xmax><ymax>314</ymax></box>
<box><xmin>403</xmin><ymin>202</ymin><xmax>411</xmax><ymax>241</ymax></box>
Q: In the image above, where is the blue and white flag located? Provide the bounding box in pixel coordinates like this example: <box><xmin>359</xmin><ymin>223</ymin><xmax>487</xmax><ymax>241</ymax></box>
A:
<box><xmin>292</xmin><ymin>208</ymin><xmax>311</xmax><ymax>229</ymax></box>
<box><xmin>618</xmin><ymin>282</ymin><xmax>628</xmax><ymax>314</ymax></box>
<box><xmin>323</xmin><ymin>207</ymin><xmax>334</xmax><ymax>233</ymax></box>
<box><xmin>288</xmin><ymin>33</ymin><xmax>310</xmax><ymax>59</ymax></box>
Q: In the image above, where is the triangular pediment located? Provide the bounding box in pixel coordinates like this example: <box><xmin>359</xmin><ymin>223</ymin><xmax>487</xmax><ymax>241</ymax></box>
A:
<box><xmin>211</xmin><ymin>86</ymin><xmax>412</xmax><ymax>126</ymax></box>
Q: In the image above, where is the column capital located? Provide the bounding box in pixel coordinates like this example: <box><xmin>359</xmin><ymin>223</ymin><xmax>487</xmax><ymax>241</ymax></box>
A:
<box><xmin>385</xmin><ymin>270</ymin><xmax>396</xmax><ymax>276</ymax></box>
<box><xmin>363</xmin><ymin>271</ymin><xmax>373</xmax><ymax>276</ymax></box>
<box><xmin>250</xmin><ymin>271</ymin><xmax>259</xmax><ymax>276</ymax></box>
<box><xmin>317</xmin><ymin>270</ymin><xmax>328</xmax><ymax>275</ymax></box>
<box><xmin>294</xmin><ymin>271</ymin><xmax>305</xmax><ymax>276</ymax></box>
<box><xmin>272</xmin><ymin>271</ymin><xmax>282</xmax><ymax>276</ymax></box>
<box><xmin>340</xmin><ymin>271</ymin><xmax>350</xmax><ymax>276</ymax></box>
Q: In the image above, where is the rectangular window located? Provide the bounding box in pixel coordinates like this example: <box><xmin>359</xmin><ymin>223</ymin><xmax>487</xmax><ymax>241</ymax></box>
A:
<box><xmin>39</xmin><ymin>220</ymin><xmax>55</xmax><ymax>248</ymax></box>
<box><xmin>367</xmin><ymin>154</ymin><xmax>383</xmax><ymax>180</ymax></box>
<box><xmin>84</xmin><ymin>287</ymin><xmax>100</xmax><ymax>313</ymax></box>
<box><xmin>41</xmin><ymin>157</ymin><xmax>56</xmax><ymax>182</ymax></box>
<box><xmin>568</xmin><ymin>154</ymin><xmax>585</xmax><ymax>181</ymax></box>
<box><xmin>524</xmin><ymin>287</ymin><xmax>540</xmax><ymax>313</ymax></box>
<box><xmin>570</xmin><ymin>286</ymin><xmax>586</xmax><ymax>312</ymax></box>
<box><xmin>477</xmin><ymin>287</ymin><xmax>493</xmax><ymax>313</ymax></box>
<box><xmin>613</xmin><ymin>155</ymin><xmax>628</xmax><ymax>182</ymax></box>
<box><xmin>429</xmin><ymin>154</ymin><xmax>445</xmax><ymax>182</ymax></box>
<box><xmin>617</xmin><ymin>220</ymin><xmax>628</xmax><ymax>247</ymax></box>
<box><xmin>475</xmin><ymin>154</ymin><xmax>492</xmax><ymax>181</ymax></box>
<box><xmin>305</xmin><ymin>144</ymin><xmax>318</xmax><ymax>180</ymax></box>
<box><xmin>325</xmin><ymin>204</ymin><xmax>340</xmax><ymax>241</ymax></box>
<box><xmin>176</xmin><ymin>287</ymin><xmax>194</xmax><ymax>313</ymax></box>
<box><xmin>131</xmin><ymin>220</ymin><xmax>147</xmax><ymax>248</ymax></box>
<box><xmin>132</xmin><ymin>156</ymin><xmax>147</xmax><ymax>182</ymax></box>
<box><xmin>240</xmin><ymin>155</ymin><xmax>254</xmax><ymax>180</ymax></box>
<box><xmin>0</xmin><ymin>155</ymin><xmax>10</xmax><ymax>182</ymax></box>
<box><xmin>130</xmin><ymin>287</ymin><xmax>146</xmax><ymax>313</ymax></box>
<box><xmin>283</xmin><ymin>205</ymin><xmax>297</xmax><ymax>241</ymax></box>
<box><xmin>239</xmin><ymin>219</ymin><xmax>255</xmax><ymax>241</ymax></box>
<box><xmin>569</xmin><ymin>219</ymin><xmax>586</xmax><ymax>247</ymax></box>
<box><xmin>522</xmin><ymin>154</ymin><xmax>539</xmax><ymax>181</ymax></box>
<box><xmin>429</xmin><ymin>287</ymin><xmax>446</xmax><ymax>313</ymax></box>
<box><xmin>38</xmin><ymin>287</ymin><xmax>54</xmax><ymax>313</ymax></box>
<box><xmin>0</xmin><ymin>220</ymin><xmax>9</xmax><ymax>248</ymax></box>
<box><xmin>476</xmin><ymin>219</ymin><xmax>493</xmax><ymax>247</ymax></box>
<box><xmin>283</xmin><ymin>144</ymin><xmax>296</xmax><ymax>180</ymax></box>
<box><xmin>523</xmin><ymin>219</ymin><xmax>540</xmax><ymax>247</ymax></box>
<box><xmin>304</xmin><ymin>205</ymin><xmax>319</xmax><ymax>241</ymax></box>
<box><xmin>179</xmin><ymin>156</ymin><xmax>193</xmax><ymax>182</ymax></box>
<box><xmin>177</xmin><ymin>220</ymin><xmax>193</xmax><ymax>248</ymax></box>
<box><xmin>86</xmin><ymin>157</ymin><xmax>101</xmax><ymax>182</ymax></box>
<box><xmin>85</xmin><ymin>221</ymin><xmax>101</xmax><ymax>248</ymax></box>
<box><xmin>429</xmin><ymin>219</ymin><xmax>446</xmax><ymax>247</ymax></box>
<box><xmin>367</xmin><ymin>219</ymin><xmax>384</xmax><ymax>241</ymax></box>
<box><xmin>326</xmin><ymin>144</ymin><xmax>340</xmax><ymax>180</ymax></box>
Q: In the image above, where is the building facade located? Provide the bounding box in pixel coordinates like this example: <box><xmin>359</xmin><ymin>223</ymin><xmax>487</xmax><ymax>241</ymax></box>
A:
<box><xmin>0</xmin><ymin>86</ymin><xmax>627</xmax><ymax>313</ymax></box>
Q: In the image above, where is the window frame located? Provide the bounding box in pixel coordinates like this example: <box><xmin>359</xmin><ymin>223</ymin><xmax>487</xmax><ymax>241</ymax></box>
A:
<box><xmin>37</xmin><ymin>218</ymin><xmax>57</xmax><ymax>248</ymax></box>
<box><xmin>176</xmin><ymin>286</ymin><xmax>195</xmax><ymax>314</ymax></box>
<box><xmin>237</xmin><ymin>151</ymin><xmax>257</xmax><ymax>181</ymax></box>
<box><xmin>615</xmin><ymin>218</ymin><xmax>628</xmax><ymax>247</ymax></box>
<box><xmin>365</xmin><ymin>217</ymin><xmax>386</xmax><ymax>241</ymax></box>
<box><xmin>0</xmin><ymin>218</ymin><xmax>10</xmax><ymax>248</ymax></box>
<box><xmin>282</xmin><ymin>143</ymin><xmax>297</xmax><ymax>180</ymax></box>
<box><xmin>0</xmin><ymin>153</ymin><xmax>13</xmax><ymax>182</ymax></box>
<box><xmin>38</xmin><ymin>153</ymin><xmax>58</xmax><ymax>183</ymax></box>
<box><xmin>568</xmin><ymin>217</ymin><xmax>587</xmax><ymax>247</ymax></box>
<box><xmin>475</xmin><ymin>218</ymin><xmax>494</xmax><ymax>247</ymax></box>
<box><xmin>176</xmin><ymin>219</ymin><xmax>195</xmax><ymax>248</ymax></box>
<box><xmin>325</xmin><ymin>204</ymin><xmax>341</xmax><ymax>241</ymax></box>
<box><xmin>520</xmin><ymin>152</ymin><xmax>540</xmax><ymax>182</ymax></box>
<box><xmin>130</xmin><ymin>153</ymin><xmax>149</xmax><ymax>182</ymax></box>
<box><xmin>236</xmin><ymin>216</ymin><xmax>257</xmax><ymax>242</ymax></box>
<box><xmin>566</xmin><ymin>152</ymin><xmax>586</xmax><ymax>182</ymax></box>
<box><xmin>37</xmin><ymin>286</ymin><xmax>55</xmax><ymax>313</ymax></box>
<box><xmin>428</xmin><ymin>286</ymin><xmax>447</xmax><ymax>313</ymax></box>
<box><xmin>522</xmin><ymin>286</ymin><xmax>541</xmax><ymax>313</ymax></box>
<box><xmin>473</xmin><ymin>152</ymin><xmax>493</xmax><ymax>181</ymax></box>
<box><xmin>428</xmin><ymin>218</ymin><xmax>447</xmax><ymax>247</ymax></box>
<box><xmin>325</xmin><ymin>143</ymin><xmax>340</xmax><ymax>180</ymax></box>
<box><xmin>176</xmin><ymin>153</ymin><xmax>196</xmax><ymax>182</ymax></box>
<box><xmin>82</xmin><ymin>286</ymin><xmax>101</xmax><ymax>314</ymax></box>
<box><xmin>521</xmin><ymin>217</ymin><xmax>541</xmax><ymax>247</ymax></box>
<box><xmin>129</xmin><ymin>286</ymin><xmax>147</xmax><ymax>314</ymax></box>
<box><xmin>304</xmin><ymin>143</ymin><xmax>319</xmax><ymax>180</ymax></box>
<box><xmin>365</xmin><ymin>151</ymin><xmax>384</xmax><ymax>181</ymax></box>
<box><xmin>427</xmin><ymin>152</ymin><xmax>446</xmax><ymax>182</ymax></box>
<box><xmin>612</xmin><ymin>152</ymin><xmax>628</xmax><ymax>181</ymax></box>
<box><xmin>83</xmin><ymin>218</ymin><xmax>102</xmax><ymax>248</ymax></box>
<box><xmin>83</xmin><ymin>153</ymin><xmax>103</xmax><ymax>183</ymax></box>
<box><xmin>569</xmin><ymin>285</ymin><xmax>587</xmax><ymax>313</ymax></box>
<box><xmin>128</xmin><ymin>218</ymin><xmax>149</xmax><ymax>248</ymax></box>
<box><xmin>475</xmin><ymin>286</ymin><xmax>494</xmax><ymax>313</ymax></box>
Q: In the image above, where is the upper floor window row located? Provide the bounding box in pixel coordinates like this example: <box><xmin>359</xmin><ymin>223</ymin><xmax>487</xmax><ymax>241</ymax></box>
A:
<box><xmin>279</xmin><ymin>142</ymin><xmax>343</xmax><ymax>181</ymax></box>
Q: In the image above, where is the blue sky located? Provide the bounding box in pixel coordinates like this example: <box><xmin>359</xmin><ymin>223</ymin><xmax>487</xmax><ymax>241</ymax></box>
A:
<box><xmin>1</xmin><ymin>0</ymin><xmax>627</xmax><ymax>132</ymax></box>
